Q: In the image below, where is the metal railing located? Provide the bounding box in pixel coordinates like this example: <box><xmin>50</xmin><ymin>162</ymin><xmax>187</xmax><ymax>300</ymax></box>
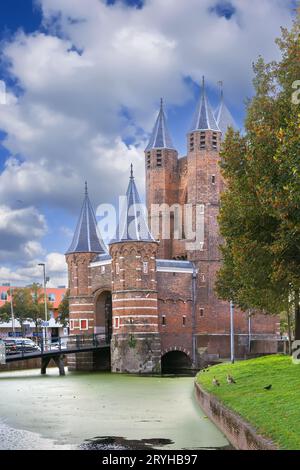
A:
<box><xmin>3</xmin><ymin>334</ymin><xmax>108</xmax><ymax>360</ymax></box>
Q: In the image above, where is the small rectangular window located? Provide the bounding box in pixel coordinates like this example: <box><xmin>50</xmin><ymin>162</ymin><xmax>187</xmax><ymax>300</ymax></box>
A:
<box><xmin>212</xmin><ymin>132</ymin><xmax>218</xmax><ymax>150</ymax></box>
<box><xmin>182</xmin><ymin>316</ymin><xmax>186</xmax><ymax>327</ymax></box>
<box><xmin>101</xmin><ymin>265</ymin><xmax>106</xmax><ymax>274</ymax></box>
<box><xmin>48</xmin><ymin>293</ymin><xmax>56</xmax><ymax>302</ymax></box>
<box><xmin>116</xmin><ymin>263</ymin><xmax>120</xmax><ymax>275</ymax></box>
<box><xmin>156</xmin><ymin>151</ymin><xmax>162</xmax><ymax>167</ymax></box>
<box><xmin>212</xmin><ymin>175</ymin><xmax>216</xmax><ymax>184</ymax></box>
<box><xmin>147</xmin><ymin>153</ymin><xmax>151</xmax><ymax>169</ymax></box>
<box><xmin>70</xmin><ymin>319</ymin><xmax>74</xmax><ymax>330</ymax></box>
<box><xmin>1</xmin><ymin>292</ymin><xmax>7</xmax><ymax>301</ymax></box>
<box><xmin>114</xmin><ymin>316</ymin><xmax>120</xmax><ymax>329</ymax></box>
<box><xmin>162</xmin><ymin>316</ymin><xmax>166</xmax><ymax>326</ymax></box>
<box><xmin>200</xmin><ymin>132</ymin><xmax>206</xmax><ymax>149</ymax></box>
<box><xmin>190</xmin><ymin>134</ymin><xmax>194</xmax><ymax>151</ymax></box>
<box><xmin>200</xmin><ymin>308</ymin><xmax>204</xmax><ymax>317</ymax></box>
<box><xmin>80</xmin><ymin>319</ymin><xmax>88</xmax><ymax>331</ymax></box>
<box><xmin>143</xmin><ymin>262</ymin><xmax>148</xmax><ymax>274</ymax></box>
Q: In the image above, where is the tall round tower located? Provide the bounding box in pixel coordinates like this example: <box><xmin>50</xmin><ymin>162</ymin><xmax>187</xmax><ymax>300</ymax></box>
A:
<box><xmin>109</xmin><ymin>166</ymin><xmax>161</xmax><ymax>374</ymax></box>
<box><xmin>65</xmin><ymin>183</ymin><xmax>108</xmax><ymax>370</ymax></box>
<box><xmin>145</xmin><ymin>99</ymin><xmax>178</xmax><ymax>259</ymax></box>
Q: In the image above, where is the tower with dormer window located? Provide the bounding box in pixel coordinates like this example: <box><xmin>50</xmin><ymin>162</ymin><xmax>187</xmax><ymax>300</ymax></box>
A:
<box><xmin>145</xmin><ymin>99</ymin><xmax>179</xmax><ymax>259</ymax></box>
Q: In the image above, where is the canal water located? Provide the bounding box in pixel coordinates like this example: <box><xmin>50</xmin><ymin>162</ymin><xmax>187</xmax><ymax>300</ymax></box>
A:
<box><xmin>0</xmin><ymin>369</ymin><xmax>230</xmax><ymax>450</ymax></box>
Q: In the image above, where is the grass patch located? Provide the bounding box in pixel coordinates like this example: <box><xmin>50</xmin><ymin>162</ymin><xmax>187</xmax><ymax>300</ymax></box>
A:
<box><xmin>197</xmin><ymin>355</ymin><xmax>300</xmax><ymax>450</ymax></box>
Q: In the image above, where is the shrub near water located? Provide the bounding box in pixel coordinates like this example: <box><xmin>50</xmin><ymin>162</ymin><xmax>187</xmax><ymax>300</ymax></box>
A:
<box><xmin>197</xmin><ymin>355</ymin><xmax>300</xmax><ymax>450</ymax></box>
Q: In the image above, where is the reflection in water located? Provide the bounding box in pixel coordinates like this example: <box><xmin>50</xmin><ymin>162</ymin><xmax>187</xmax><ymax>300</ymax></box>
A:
<box><xmin>80</xmin><ymin>436</ymin><xmax>233</xmax><ymax>451</ymax></box>
<box><xmin>0</xmin><ymin>369</ymin><xmax>230</xmax><ymax>450</ymax></box>
<box><xmin>80</xmin><ymin>436</ymin><xmax>173</xmax><ymax>450</ymax></box>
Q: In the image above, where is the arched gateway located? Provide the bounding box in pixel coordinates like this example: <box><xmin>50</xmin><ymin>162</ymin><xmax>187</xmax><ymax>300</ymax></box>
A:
<box><xmin>95</xmin><ymin>290</ymin><xmax>112</xmax><ymax>343</ymax></box>
<box><xmin>161</xmin><ymin>350</ymin><xmax>192</xmax><ymax>374</ymax></box>
<box><xmin>65</xmin><ymin>86</ymin><xmax>280</xmax><ymax>374</ymax></box>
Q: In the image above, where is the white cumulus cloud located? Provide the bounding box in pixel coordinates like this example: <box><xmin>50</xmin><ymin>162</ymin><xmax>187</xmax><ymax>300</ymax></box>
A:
<box><xmin>0</xmin><ymin>0</ymin><xmax>294</xmax><ymax>285</ymax></box>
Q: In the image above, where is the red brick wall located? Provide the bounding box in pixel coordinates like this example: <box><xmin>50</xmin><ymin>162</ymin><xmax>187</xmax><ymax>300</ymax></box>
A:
<box><xmin>145</xmin><ymin>148</ymin><xmax>179</xmax><ymax>259</ymax></box>
<box><xmin>110</xmin><ymin>241</ymin><xmax>159</xmax><ymax>335</ymax></box>
<box><xmin>66</xmin><ymin>253</ymin><xmax>97</xmax><ymax>335</ymax></box>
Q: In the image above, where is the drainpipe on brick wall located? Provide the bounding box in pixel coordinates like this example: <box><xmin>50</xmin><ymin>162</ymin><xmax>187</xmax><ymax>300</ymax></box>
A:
<box><xmin>248</xmin><ymin>310</ymin><xmax>252</xmax><ymax>354</ymax></box>
<box><xmin>192</xmin><ymin>264</ymin><xmax>197</xmax><ymax>366</ymax></box>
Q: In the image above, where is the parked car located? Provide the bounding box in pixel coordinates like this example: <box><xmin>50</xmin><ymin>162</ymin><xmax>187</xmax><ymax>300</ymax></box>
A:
<box><xmin>3</xmin><ymin>339</ymin><xmax>18</xmax><ymax>355</ymax></box>
<box><xmin>3</xmin><ymin>338</ymin><xmax>41</xmax><ymax>355</ymax></box>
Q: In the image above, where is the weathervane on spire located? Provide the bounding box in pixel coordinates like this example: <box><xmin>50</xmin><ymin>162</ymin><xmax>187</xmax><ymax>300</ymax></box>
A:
<box><xmin>130</xmin><ymin>164</ymin><xmax>134</xmax><ymax>180</ymax></box>
<box><xmin>85</xmin><ymin>181</ymin><xmax>88</xmax><ymax>196</ymax></box>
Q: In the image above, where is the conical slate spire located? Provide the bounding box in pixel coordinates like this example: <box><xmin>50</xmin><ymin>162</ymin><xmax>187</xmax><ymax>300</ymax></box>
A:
<box><xmin>113</xmin><ymin>166</ymin><xmax>155</xmax><ymax>243</ymax></box>
<box><xmin>66</xmin><ymin>183</ymin><xmax>107</xmax><ymax>255</ymax></box>
<box><xmin>190</xmin><ymin>77</ymin><xmax>220</xmax><ymax>132</ymax></box>
<box><xmin>145</xmin><ymin>99</ymin><xmax>176</xmax><ymax>151</ymax></box>
<box><xmin>215</xmin><ymin>89</ymin><xmax>237</xmax><ymax>139</ymax></box>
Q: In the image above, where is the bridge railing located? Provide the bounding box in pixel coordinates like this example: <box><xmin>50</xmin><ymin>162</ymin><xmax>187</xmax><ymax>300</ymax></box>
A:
<box><xmin>3</xmin><ymin>334</ymin><xmax>108</xmax><ymax>359</ymax></box>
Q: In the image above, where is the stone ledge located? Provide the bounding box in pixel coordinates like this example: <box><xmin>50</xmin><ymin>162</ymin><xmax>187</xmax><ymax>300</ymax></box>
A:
<box><xmin>194</xmin><ymin>382</ymin><xmax>278</xmax><ymax>450</ymax></box>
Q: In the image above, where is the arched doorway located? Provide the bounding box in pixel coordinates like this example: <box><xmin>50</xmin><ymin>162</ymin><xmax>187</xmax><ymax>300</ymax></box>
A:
<box><xmin>161</xmin><ymin>350</ymin><xmax>192</xmax><ymax>374</ymax></box>
<box><xmin>95</xmin><ymin>291</ymin><xmax>112</xmax><ymax>344</ymax></box>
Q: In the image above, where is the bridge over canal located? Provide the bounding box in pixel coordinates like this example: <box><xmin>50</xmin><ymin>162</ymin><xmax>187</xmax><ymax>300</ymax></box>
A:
<box><xmin>0</xmin><ymin>334</ymin><xmax>109</xmax><ymax>376</ymax></box>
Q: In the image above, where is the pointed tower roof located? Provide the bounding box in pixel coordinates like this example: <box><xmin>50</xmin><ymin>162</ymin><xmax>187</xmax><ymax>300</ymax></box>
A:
<box><xmin>66</xmin><ymin>183</ymin><xmax>107</xmax><ymax>255</ymax></box>
<box><xmin>145</xmin><ymin>99</ymin><xmax>176</xmax><ymax>151</ymax></box>
<box><xmin>190</xmin><ymin>77</ymin><xmax>220</xmax><ymax>133</ymax></box>
<box><xmin>113</xmin><ymin>165</ymin><xmax>155</xmax><ymax>243</ymax></box>
<box><xmin>215</xmin><ymin>89</ymin><xmax>237</xmax><ymax>139</ymax></box>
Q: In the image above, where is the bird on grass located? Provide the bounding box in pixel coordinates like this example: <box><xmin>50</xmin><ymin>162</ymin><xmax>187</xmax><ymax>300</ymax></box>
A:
<box><xmin>264</xmin><ymin>384</ymin><xmax>272</xmax><ymax>391</ymax></box>
<box><xmin>227</xmin><ymin>374</ymin><xmax>236</xmax><ymax>384</ymax></box>
<box><xmin>212</xmin><ymin>377</ymin><xmax>220</xmax><ymax>387</ymax></box>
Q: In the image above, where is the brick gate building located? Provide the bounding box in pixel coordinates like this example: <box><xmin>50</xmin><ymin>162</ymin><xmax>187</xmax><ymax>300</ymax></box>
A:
<box><xmin>66</xmin><ymin>80</ymin><xmax>280</xmax><ymax>374</ymax></box>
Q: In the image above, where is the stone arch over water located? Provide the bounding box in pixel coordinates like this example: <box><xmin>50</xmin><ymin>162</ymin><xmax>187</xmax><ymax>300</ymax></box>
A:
<box><xmin>161</xmin><ymin>348</ymin><xmax>192</xmax><ymax>374</ymax></box>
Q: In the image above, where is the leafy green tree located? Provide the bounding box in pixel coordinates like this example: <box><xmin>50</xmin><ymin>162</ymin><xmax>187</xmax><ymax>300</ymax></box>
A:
<box><xmin>0</xmin><ymin>304</ymin><xmax>10</xmax><ymax>323</ymax></box>
<box><xmin>0</xmin><ymin>285</ymin><xmax>51</xmax><ymax>333</ymax></box>
<box><xmin>57</xmin><ymin>289</ymin><xmax>69</xmax><ymax>327</ymax></box>
<box><xmin>3</xmin><ymin>288</ymin><xmax>35</xmax><ymax>329</ymax></box>
<box><xmin>29</xmin><ymin>283</ymin><xmax>49</xmax><ymax>333</ymax></box>
<box><xmin>216</xmin><ymin>13</ymin><xmax>300</xmax><ymax>338</ymax></box>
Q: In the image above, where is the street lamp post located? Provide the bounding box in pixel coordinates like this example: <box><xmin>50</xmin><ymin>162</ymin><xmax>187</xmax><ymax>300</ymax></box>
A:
<box><xmin>230</xmin><ymin>301</ymin><xmax>235</xmax><ymax>364</ymax></box>
<box><xmin>7</xmin><ymin>283</ymin><xmax>15</xmax><ymax>337</ymax></box>
<box><xmin>10</xmin><ymin>287</ymin><xmax>15</xmax><ymax>337</ymax></box>
<box><xmin>38</xmin><ymin>263</ymin><xmax>48</xmax><ymax>348</ymax></box>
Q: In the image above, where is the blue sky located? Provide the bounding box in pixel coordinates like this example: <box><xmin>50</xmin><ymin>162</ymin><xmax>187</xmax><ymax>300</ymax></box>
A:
<box><xmin>0</xmin><ymin>0</ymin><xmax>295</xmax><ymax>286</ymax></box>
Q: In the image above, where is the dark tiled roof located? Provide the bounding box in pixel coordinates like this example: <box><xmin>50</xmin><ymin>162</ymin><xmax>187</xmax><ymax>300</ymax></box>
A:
<box><xmin>66</xmin><ymin>183</ymin><xmax>107</xmax><ymax>255</ymax></box>
<box><xmin>190</xmin><ymin>77</ymin><xmax>220</xmax><ymax>132</ymax></box>
<box><xmin>145</xmin><ymin>99</ymin><xmax>176</xmax><ymax>151</ymax></box>
<box><xmin>112</xmin><ymin>166</ymin><xmax>155</xmax><ymax>243</ymax></box>
<box><xmin>215</xmin><ymin>93</ymin><xmax>238</xmax><ymax>139</ymax></box>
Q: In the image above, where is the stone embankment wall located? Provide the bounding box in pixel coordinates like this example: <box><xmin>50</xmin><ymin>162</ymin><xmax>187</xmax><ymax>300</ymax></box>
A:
<box><xmin>194</xmin><ymin>382</ymin><xmax>278</xmax><ymax>450</ymax></box>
